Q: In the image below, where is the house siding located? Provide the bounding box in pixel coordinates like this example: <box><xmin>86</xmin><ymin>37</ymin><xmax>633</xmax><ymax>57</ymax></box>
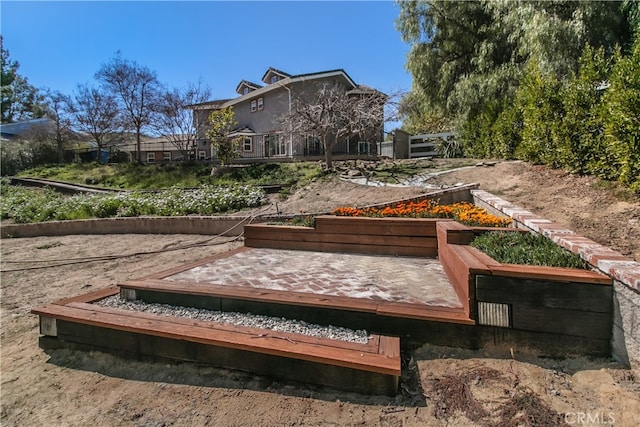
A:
<box><xmin>191</xmin><ymin>70</ymin><xmax>382</xmax><ymax>162</ymax></box>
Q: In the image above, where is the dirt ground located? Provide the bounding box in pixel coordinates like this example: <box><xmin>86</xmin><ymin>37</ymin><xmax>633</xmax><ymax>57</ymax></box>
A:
<box><xmin>1</xmin><ymin>160</ymin><xmax>639</xmax><ymax>426</ymax></box>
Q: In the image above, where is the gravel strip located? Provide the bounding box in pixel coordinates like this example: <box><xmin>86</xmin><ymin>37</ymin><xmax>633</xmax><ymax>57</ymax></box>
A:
<box><xmin>95</xmin><ymin>295</ymin><xmax>369</xmax><ymax>344</ymax></box>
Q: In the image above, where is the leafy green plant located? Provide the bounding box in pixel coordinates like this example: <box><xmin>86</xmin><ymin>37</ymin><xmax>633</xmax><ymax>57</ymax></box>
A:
<box><xmin>0</xmin><ymin>182</ymin><xmax>267</xmax><ymax>223</ymax></box>
<box><xmin>470</xmin><ymin>231</ymin><xmax>588</xmax><ymax>269</ymax></box>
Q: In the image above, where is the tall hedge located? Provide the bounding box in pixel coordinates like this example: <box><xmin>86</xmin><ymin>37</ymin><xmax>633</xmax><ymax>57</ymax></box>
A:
<box><xmin>460</xmin><ymin>39</ymin><xmax>640</xmax><ymax>192</ymax></box>
<box><xmin>603</xmin><ymin>41</ymin><xmax>640</xmax><ymax>190</ymax></box>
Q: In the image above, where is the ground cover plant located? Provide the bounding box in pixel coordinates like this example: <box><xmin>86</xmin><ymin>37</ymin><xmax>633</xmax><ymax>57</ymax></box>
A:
<box><xmin>470</xmin><ymin>230</ymin><xmax>588</xmax><ymax>269</ymax></box>
<box><xmin>17</xmin><ymin>162</ymin><xmax>323</xmax><ymax>189</ymax></box>
<box><xmin>0</xmin><ymin>181</ymin><xmax>266</xmax><ymax>223</ymax></box>
<box><xmin>333</xmin><ymin>200</ymin><xmax>512</xmax><ymax>228</ymax></box>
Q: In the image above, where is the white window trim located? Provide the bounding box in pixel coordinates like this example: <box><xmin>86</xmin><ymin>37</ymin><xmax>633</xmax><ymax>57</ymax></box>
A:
<box><xmin>243</xmin><ymin>137</ymin><xmax>252</xmax><ymax>152</ymax></box>
<box><xmin>147</xmin><ymin>152</ymin><xmax>155</xmax><ymax>163</ymax></box>
<box><xmin>163</xmin><ymin>152</ymin><xmax>171</xmax><ymax>162</ymax></box>
<box><xmin>198</xmin><ymin>150</ymin><xmax>206</xmax><ymax>160</ymax></box>
<box><xmin>257</xmin><ymin>97</ymin><xmax>264</xmax><ymax>110</ymax></box>
<box><xmin>250</xmin><ymin>100</ymin><xmax>257</xmax><ymax>112</ymax></box>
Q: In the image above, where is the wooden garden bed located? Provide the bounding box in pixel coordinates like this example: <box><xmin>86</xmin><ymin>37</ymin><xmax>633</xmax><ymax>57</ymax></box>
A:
<box><xmin>32</xmin><ymin>288</ymin><xmax>401</xmax><ymax>395</ymax></box>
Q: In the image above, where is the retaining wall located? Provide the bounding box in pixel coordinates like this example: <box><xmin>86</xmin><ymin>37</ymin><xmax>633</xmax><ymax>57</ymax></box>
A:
<box><xmin>472</xmin><ymin>189</ymin><xmax>640</xmax><ymax>372</ymax></box>
<box><xmin>1</xmin><ymin>216</ymin><xmax>251</xmax><ymax>238</ymax></box>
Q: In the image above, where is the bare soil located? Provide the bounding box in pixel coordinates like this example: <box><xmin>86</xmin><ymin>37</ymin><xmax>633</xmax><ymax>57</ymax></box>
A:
<box><xmin>2</xmin><ymin>160</ymin><xmax>639</xmax><ymax>426</ymax></box>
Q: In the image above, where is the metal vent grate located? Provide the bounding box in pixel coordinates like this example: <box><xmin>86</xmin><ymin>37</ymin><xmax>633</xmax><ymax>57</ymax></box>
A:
<box><xmin>477</xmin><ymin>302</ymin><xmax>511</xmax><ymax>327</ymax></box>
<box><xmin>120</xmin><ymin>288</ymin><xmax>137</xmax><ymax>301</ymax></box>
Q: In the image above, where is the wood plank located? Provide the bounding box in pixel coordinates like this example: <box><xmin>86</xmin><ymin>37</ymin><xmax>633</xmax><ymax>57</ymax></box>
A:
<box><xmin>121</xmin><ymin>279</ymin><xmax>382</xmax><ymax>314</ymax></box>
<box><xmin>33</xmin><ymin>303</ymin><xmax>400</xmax><ymax>375</ymax></box>
<box><xmin>489</xmin><ymin>264</ymin><xmax>612</xmax><ymax>285</ymax></box>
<box><xmin>475</xmin><ymin>275</ymin><xmax>613</xmax><ymax>313</ymax></box>
<box><xmin>314</xmin><ymin>216</ymin><xmax>440</xmax><ymax>237</ymax></box>
<box><xmin>244</xmin><ymin>227</ymin><xmax>438</xmax><ymax>248</ymax></box>
<box><xmin>244</xmin><ymin>238</ymin><xmax>437</xmax><ymax>257</ymax></box>
<box><xmin>511</xmin><ymin>305</ymin><xmax>612</xmax><ymax>340</ymax></box>
<box><xmin>52</xmin><ymin>286</ymin><xmax>119</xmax><ymax>306</ymax></box>
<box><xmin>448</xmin><ymin>245</ymin><xmax>494</xmax><ymax>274</ymax></box>
<box><xmin>375</xmin><ymin>303</ymin><xmax>475</xmax><ymax>325</ymax></box>
<box><xmin>378</xmin><ymin>336</ymin><xmax>400</xmax><ymax>360</ymax></box>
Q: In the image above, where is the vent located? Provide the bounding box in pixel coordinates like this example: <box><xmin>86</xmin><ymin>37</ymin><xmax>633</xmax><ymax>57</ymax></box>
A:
<box><xmin>477</xmin><ymin>302</ymin><xmax>511</xmax><ymax>327</ymax></box>
<box><xmin>120</xmin><ymin>288</ymin><xmax>137</xmax><ymax>301</ymax></box>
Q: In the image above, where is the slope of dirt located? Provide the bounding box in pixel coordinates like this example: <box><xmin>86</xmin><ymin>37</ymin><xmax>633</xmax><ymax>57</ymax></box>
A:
<box><xmin>1</xmin><ymin>160</ymin><xmax>639</xmax><ymax>426</ymax></box>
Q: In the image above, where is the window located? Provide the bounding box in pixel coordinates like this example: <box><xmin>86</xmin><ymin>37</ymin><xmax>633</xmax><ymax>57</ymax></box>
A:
<box><xmin>257</xmin><ymin>97</ymin><xmax>264</xmax><ymax>110</ymax></box>
<box><xmin>270</xmin><ymin>75</ymin><xmax>278</xmax><ymax>84</ymax></box>
<box><xmin>250</xmin><ymin>100</ymin><xmax>257</xmax><ymax>112</ymax></box>
<box><xmin>243</xmin><ymin>137</ymin><xmax>252</xmax><ymax>152</ymax></box>
<box><xmin>358</xmin><ymin>141</ymin><xmax>371</xmax><ymax>155</ymax></box>
<box><xmin>243</xmin><ymin>87</ymin><xmax>249</xmax><ymax>95</ymax></box>
<box><xmin>264</xmin><ymin>134</ymin><xmax>286</xmax><ymax>157</ymax></box>
<box><xmin>198</xmin><ymin>150</ymin><xmax>206</xmax><ymax>160</ymax></box>
<box><xmin>147</xmin><ymin>152</ymin><xmax>155</xmax><ymax>163</ymax></box>
<box><xmin>163</xmin><ymin>152</ymin><xmax>171</xmax><ymax>162</ymax></box>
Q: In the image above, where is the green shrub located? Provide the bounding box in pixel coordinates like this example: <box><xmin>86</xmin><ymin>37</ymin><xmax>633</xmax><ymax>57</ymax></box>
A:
<box><xmin>470</xmin><ymin>231</ymin><xmax>588</xmax><ymax>269</ymax></box>
<box><xmin>602</xmin><ymin>40</ymin><xmax>640</xmax><ymax>191</ymax></box>
<box><xmin>0</xmin><ymin>184</ymin><xmax>267</xmax><ymax>223</ymax></box>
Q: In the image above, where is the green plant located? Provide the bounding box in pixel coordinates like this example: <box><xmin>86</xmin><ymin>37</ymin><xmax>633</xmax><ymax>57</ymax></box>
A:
<box><xmin>470</xmin><ymin>231</ymin><xmax>588</xmax><ymax>269</ymax></box>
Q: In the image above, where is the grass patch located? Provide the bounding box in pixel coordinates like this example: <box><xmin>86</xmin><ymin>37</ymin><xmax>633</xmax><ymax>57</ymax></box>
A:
<box><xmin>470</xmin><ymin>231</ymin><xmax>588</xmax><ymax>269</ymax></box>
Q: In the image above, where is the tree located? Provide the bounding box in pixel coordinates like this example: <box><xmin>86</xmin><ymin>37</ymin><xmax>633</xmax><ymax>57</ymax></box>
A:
<box><xmin>153</xmin><ymin>81</ymin><xmax>212</xmax><ymax>161</ymax></box>
<box><xmin>95</xmin><ymin>53</ymin><xmax>160</xmax><ymax>162</ymax></box>
<box><xmin>71</xmin><ymin>84</ymin><xmax>121</xmax><ymax>163</ymax></box>
<box><xmin>395</xmin><ymin>1</ymin><xmax>634</xmax><ymax>124</ymax></box>
<box><xmin>206</xmin><ymin>106</ymin><xmax>241</xmax><ymax>166</ymax></box>
<box><xmin>43</xmin><ymin>89</ymin><xmax>75</xmax><ymax>164</ymax></box>
<box><xmin>1</xmin><ymin>36</ymin><xmax>47</xmax><ymax>123</ymax></box>
<box><xmin>281</xmin><ymin>83</ymin><xmax>386</xmax><ymax>169</ymax></box>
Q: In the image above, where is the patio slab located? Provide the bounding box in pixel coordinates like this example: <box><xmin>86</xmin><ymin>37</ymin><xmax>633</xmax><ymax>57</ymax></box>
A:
<box><xmin>160</xmin><ymin>247</ymin><xmax>462</xmax><ymax>309</ymax></box>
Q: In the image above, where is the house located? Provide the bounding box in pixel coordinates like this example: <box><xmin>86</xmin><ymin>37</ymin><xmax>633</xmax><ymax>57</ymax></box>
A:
<box><xmin>116</xmin><ymin>135</ymin><xmax>213</xmax><ymax>163</ymax></box>
<box><xmin>1</xmin><ymin>118</ymin><xmax>55</xmax><ymax>141</ymax></box>
<box><xmin>187</xmin><ymin>67</ymin><xmax>385</xmax><ymax>162</ymax></box>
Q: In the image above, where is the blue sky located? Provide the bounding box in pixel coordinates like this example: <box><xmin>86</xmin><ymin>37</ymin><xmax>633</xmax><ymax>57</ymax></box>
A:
<box><xmin>1</xmin><ymin>1</ymin><xmax>412</xmax><ymax>107</ymax></box>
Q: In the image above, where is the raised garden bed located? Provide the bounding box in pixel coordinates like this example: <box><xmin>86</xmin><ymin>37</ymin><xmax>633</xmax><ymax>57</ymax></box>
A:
<box><xmin>436</xmin><ymin>221</ymin><xmax>613</xmax><ymax>351</ymax></box>
<box><xmin>32</xmin><ymin>287</ymin><xmax>401</xmax><ymax>395</ymax></box>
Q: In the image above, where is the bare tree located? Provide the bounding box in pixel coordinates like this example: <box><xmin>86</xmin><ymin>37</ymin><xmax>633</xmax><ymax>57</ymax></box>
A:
<box><xmin>95</xmin><ymin>53</ymin><xmax>160</xmax><ymax>162</ymax></box>
<box><xmin>71</xmin><ymin>84</ymin><xmax>120</xmax><ymax>163</ymax></box>
<box><xmin>153</xmin><ymin>81</ymin><xmax>212</xmax><ymax>161</ymax></box>
<box><xmin>43</xmin><ymin>89</ymin><xmax>74</xmax><ymax>163</ymax></box>
<box><xmin>281</xmin><ymin>83</ymin><xmax>387</xmax><ymax>169</ymax></box>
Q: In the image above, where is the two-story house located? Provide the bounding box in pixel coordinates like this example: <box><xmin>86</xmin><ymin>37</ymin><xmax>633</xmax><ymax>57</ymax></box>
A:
<box><xmin>187</xmin><ymin>67</ymin><xmax>385</xmax><ymax>162</ymax></box>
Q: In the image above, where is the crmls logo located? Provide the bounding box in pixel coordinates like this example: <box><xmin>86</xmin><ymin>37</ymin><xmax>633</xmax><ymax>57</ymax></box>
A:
<box><xmin>564</xmin><ymin>412</ymin><xmax>616</xmax><ymax>425</ymax></box>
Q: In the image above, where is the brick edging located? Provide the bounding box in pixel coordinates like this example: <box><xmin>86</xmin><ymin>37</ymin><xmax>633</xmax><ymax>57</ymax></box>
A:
<box><xmin>471</xmin><ymin>189</ymin><xmax>640</xmax><ymax>293</ymax></box>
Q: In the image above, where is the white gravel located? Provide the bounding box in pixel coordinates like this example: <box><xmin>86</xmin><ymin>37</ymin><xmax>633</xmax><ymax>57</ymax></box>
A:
<box><xmin>95</xmin><ymin>295</ymin><xmax>369</xmax><ymax>344</ymax></box>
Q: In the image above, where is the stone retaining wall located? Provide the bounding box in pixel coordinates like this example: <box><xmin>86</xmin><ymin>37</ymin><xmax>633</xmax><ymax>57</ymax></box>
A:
<box><xmin>472</xmin><ymin>189</ymin><xmax>640</xmax><ymax>372</ymax></box>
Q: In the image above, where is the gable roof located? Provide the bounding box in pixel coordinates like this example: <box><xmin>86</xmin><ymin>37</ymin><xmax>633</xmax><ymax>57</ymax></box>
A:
<box><xmin>261</xmin><ymin>67</ymin><xmax>291</xmax><ymax>84</ymax></box>
<box><xmin>187</xmin><ymin>69</ymin><xmax>358</xmax><ymax>111</ymax></box>
<box><xmin>235</xmin><ymin>80</ymin><xmax>263</xmax><ymax>95</ymax></box>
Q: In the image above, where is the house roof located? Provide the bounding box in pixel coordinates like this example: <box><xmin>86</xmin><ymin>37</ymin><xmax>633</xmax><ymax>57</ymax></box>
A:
<box><xmin>261</xmin><ymin>67</ymin><xmax>291</xmax><ymax>84</ymax></box>
<box><xmin>235</xmin><ymin>80</ymin><xmax>263</xmax><ymax>95</ymax></box>
<box><xmin>187</xmin><ymin>68</ymin><xmax>359</xmax><ymax>111</ymax></box>
<box><xmin>228</xmin><ymin>126</ymin><xmax>256</xmax><ymax>137</ymax></box>
<box><xmin>1</xmin><ymin>118</ymin><xmax>55</xmax><ymax>138</ymax></box>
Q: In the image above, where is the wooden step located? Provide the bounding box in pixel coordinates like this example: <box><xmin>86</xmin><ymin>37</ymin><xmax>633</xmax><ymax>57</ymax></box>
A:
<box><xmin>120</xmin><ymin>279</ymin><xmax>475</xmax><ymax>325</ymax></box>
<box><xmin>32</xmin><ymin>298</ymin><xmax>401</xmax><ymax>395</ymax></box>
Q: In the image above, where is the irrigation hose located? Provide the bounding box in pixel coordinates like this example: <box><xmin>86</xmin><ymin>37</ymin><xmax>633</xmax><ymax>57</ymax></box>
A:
<box><xmin>0</xmin><ymin>203</ymin><xmax>277</xmax><ymax>273</ymax></box>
